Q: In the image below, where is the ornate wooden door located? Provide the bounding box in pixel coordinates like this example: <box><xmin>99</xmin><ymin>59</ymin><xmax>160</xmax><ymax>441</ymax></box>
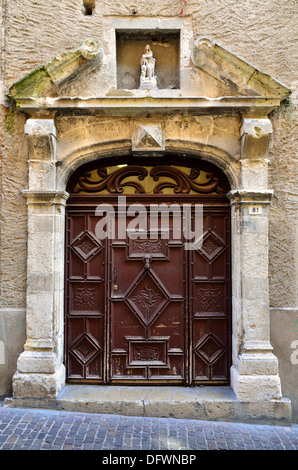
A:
<box><xmin>65</xmin><ymin>159</ymin><xmax>231</xmax><ymax>384</ymax></box>
<box><xmin>108</xmin><ymin>208</ymin><xmax>188</xmax><ymax>383</ymax></box>
<box><xmin>190</xmin><ymin>208</ymin><xmax>231</xmax><ymax>383</ymax></box>
<box><xmin>65</xmin><ymin>211</ymin><xmax>107</xmax><ymax>382</ymax></box>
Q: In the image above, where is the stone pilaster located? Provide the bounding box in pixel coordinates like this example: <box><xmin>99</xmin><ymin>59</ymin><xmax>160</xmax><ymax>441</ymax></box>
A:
<box><xmin>12</xmin><ymin>119</ymin><xmax>68</xmax><ymax>399</ymax></box>
<box><xmin>228</xmin><ymin>118</ymin><xmax>282</xmax><ymax>400</ymax></box>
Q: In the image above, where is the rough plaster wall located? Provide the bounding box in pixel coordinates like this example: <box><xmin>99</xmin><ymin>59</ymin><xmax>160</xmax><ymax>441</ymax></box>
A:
<box><xmin>4</xmin><ymin>1</ymin><xmax>297</xmax><ymax>88</ymax></box>
<box><xmin>0</xmin><ymin>0</ymin><xmax>4</xmax><ymax>240</ymax></box>
<box><xmin>1</xmin><ymin>111</ymin><xmax>28</xmax><ymax>308</ymax></box>
<box><xmin>188</xmin><ymin>0</ymin><xmax>298</xmax><ymax>307</ymax></box>
<box><xmin>191</xmin><ymin>0</ymin><xmax>298</xmax><ymax>312</ymax></box>
<box><xmin>1</xmin><ymin>0</ymin><xmax>297</xmax><ymax>310</ymax></box>
<box><xmin>269</xmin><ymin>101</ymin><xmax>298</xmax><ymax>308</ymax></box>
<box><xmin>4</xmin><ymin>0</ymin><xmax>104</xmax><ymax>86</ymax></box>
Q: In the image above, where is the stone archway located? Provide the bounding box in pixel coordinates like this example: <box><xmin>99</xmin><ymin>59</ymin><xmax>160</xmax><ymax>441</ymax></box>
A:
<box><xmin>11</xmin><ymin>124</ymin><xmax>286</xmax><ymax>409</ymax></box>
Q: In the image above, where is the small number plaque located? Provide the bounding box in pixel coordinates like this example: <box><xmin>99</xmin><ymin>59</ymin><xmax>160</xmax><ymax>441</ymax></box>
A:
<box><xmin>249</xmin><ymin>205</ymin><xmax>262</xmax><ymax>215</ymax></box>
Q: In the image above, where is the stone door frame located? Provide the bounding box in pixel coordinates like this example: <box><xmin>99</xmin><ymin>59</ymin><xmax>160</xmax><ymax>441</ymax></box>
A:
<box><xmin>11</xmin><ymin>115</ymin><xmax>284</xmax><ymax>403</ymax></box>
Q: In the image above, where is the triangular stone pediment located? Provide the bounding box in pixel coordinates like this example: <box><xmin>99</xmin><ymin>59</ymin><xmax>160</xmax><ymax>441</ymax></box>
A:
<box><xmin>191</xmin><ymin>37</ymin><xmax>290</xmax><ymax>99</ymax></box>
<box><xmin>8</xmin><ymin>36</ymin><xmax>290</xmax><ymax>110</ymax></box>
<box><xmin>9</xmin><ymin>38</ymin><xmax>104</xmax><ymax>100</ymax></box>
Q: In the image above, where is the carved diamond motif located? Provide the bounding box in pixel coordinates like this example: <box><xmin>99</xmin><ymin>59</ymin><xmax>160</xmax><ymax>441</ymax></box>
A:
<box><xmin>195</xmin><ymin>334</ymin><xmax>224</xmax><ymax>364</ymax></box>
<box><xmin>72</xmin><ymin>334</ymin><xmax>100</xmax><ymax>365</ymax></box>
<box><xmin>132</xmin><ymin>282</ymin><xmax>161</xmax><ymax>310</ymax></box>
<box><xmin>197</xmin><ymin>231</ymin><xmax>225</xmax><ymax>261</ymax></box>
<box><xmin>125</xmin><ymin>271</ymin><xmax>169</xmax><ymax>326</ymax></box>
<box><xmin>71</xmin><ymin>231</ymin><xmax>102</xmax><ymax>261</ymax></box>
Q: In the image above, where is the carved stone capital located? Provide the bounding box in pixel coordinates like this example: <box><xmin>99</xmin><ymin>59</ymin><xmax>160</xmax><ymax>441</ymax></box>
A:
<box><xmin>228</xmin><ymin>189</ymin><xmax>273</xmax><ymax>206</ymax></box>
<box><xmin>23</xmin><ymin>190</ymin><xmax>69</xmax><ymax>206</ymax></box>
<box><xmin>25</xmin><ymin>119</ymin><xmax>57</xmax><ymax>162</ymax></box>
<box><xmin>241</xmin><ymin>118</ymin><xmax>272</xmax><ymax>159</ymax></box>
<box><xmin>25</xmin><ymin>118</ymin><xmax>56</xmax><ymax>137</ymax></box>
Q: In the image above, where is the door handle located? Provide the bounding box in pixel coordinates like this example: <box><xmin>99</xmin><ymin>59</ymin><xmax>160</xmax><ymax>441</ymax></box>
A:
<box><xmin>143</xmin><ymin>254</ymin><xmax>152</xmax><ymax>270</ymax></box>
<box><xmin>113</xmin><ymin>267</ymin><xmax>118</xmax><ymax>290</ymax></box>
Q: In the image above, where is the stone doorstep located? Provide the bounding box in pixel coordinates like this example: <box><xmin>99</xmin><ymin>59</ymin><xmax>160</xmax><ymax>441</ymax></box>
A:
<box><xmin>4</xmin><ymin>385</ymin><xmax>292</xmax><ymax>426</ymax></box>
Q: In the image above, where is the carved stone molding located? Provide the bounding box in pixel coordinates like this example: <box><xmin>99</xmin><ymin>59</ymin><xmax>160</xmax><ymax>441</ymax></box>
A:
<box><xmin>132</xmin><ymin>123</ymin><xmax>165</xmax><ymax>152</ymax></box>
<box><xmin>9</xmin><ymin>38</ymin><xmax>104</xmax><ymax>100</ymax></box>
<box><xmin>25</xmin><ymin>119</ymin><xmax>56</xmax><ymax>138</ymax></box>
<box><xmin>25</xmin><ymin>119</ymin><xmax>57</xmax><ymax>163</ymax></box>
<box><xmin>241</xmin><ymin>118</ymin><xmax>273</xmax><ymax>160</ymax></box>
<box><xmin>23</xmin><ymin>190</ymin><xmax>69</xmax><ymax>206</ymax></box>
<box><xmin>192</xmin><ymin>37</ymin><xmax>290</xmax><ymax>99</ymax></box>
<box><xmin>228</xmin><ymin>189</ymin><xmax>273</xmax><ymax>207</ymax></box>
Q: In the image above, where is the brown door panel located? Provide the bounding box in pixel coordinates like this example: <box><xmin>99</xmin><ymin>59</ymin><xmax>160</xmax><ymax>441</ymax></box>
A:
<box><xmin>65</xmin><ymin>201</ymin><xmax>230</xmax><ymax>385</ymax></box>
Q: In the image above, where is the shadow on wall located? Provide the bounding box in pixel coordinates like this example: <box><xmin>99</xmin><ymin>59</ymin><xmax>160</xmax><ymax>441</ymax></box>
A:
<box><xmin>270</xmin><ymin>308</ymin><xmax>298</xmax><ymax>424</ymax></box>
<box><xmin>0</xmin><ymin>309</ymin><xmax>26</xmax><ymax>398</ymax></box>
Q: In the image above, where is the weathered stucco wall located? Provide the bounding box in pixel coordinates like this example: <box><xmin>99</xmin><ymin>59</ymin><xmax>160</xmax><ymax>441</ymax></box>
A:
<box><xmin>0</xmin><ymin>0</ymin><xmax>297</xmax><ymax>410</ymax></box>
<box><xmin>271</xmin><ymin>308</ymin><xmax>298</xmax><ymax>423</ymax></box>
<box><xmin>4</xmin><ymin>0</ymin><xmax>298</xmax><ymax>89</ymax></box>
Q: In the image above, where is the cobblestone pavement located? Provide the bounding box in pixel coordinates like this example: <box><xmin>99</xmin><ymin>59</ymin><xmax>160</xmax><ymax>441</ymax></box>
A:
<box><xmin>0</xmin><ymin>402</ymin><xmax>298</xmax><ymax>451</ymax></box>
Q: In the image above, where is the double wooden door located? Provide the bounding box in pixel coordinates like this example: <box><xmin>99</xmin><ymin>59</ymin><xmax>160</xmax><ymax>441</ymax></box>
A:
<box><xmin>65</xmin><ymin>195</ymin><xmax>231</xmax><ymax>385</ymax></box>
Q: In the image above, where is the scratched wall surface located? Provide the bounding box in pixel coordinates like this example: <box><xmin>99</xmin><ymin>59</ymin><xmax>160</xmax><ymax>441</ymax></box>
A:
<box><xmin>0</xmin><ymin>0</ymin><xmax>297</xmax><ymax>308</ymax></box>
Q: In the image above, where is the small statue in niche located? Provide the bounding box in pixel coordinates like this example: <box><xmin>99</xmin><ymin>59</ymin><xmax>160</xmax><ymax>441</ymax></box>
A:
<box><xmin>139</xmin><ymin>45</ymin><xmax>158</xmax><ymax>90</ymax></box>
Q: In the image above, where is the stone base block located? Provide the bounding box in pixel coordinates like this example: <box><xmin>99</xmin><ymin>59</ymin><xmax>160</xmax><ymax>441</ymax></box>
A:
<box><xmin>12</xmin><ymin>364</ymin><xmax>65</xmax><ymax>399</ymax></box>
<box><xmin>237</xmin><ymin>352</ymin><xmax>279</xmax><ymax>376</ymax></box>
<box><xmin>231</xmin><ymin>365</ymin><xmax>282</xmax><ymax>400</ymax></box>
<box><xmin>4</xmin><ymin>385</ymin><xmax>292</xmax><ymax>426</ymax></box>
<box><xmin>138</xmin><ymin>84</ymin><xmax>158</xmax><ymax>90</ymax></box>
<box><xmin>17</xmin><ymin>350</ymin><xmax>58</xmax><ymax>374</ymax></box>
